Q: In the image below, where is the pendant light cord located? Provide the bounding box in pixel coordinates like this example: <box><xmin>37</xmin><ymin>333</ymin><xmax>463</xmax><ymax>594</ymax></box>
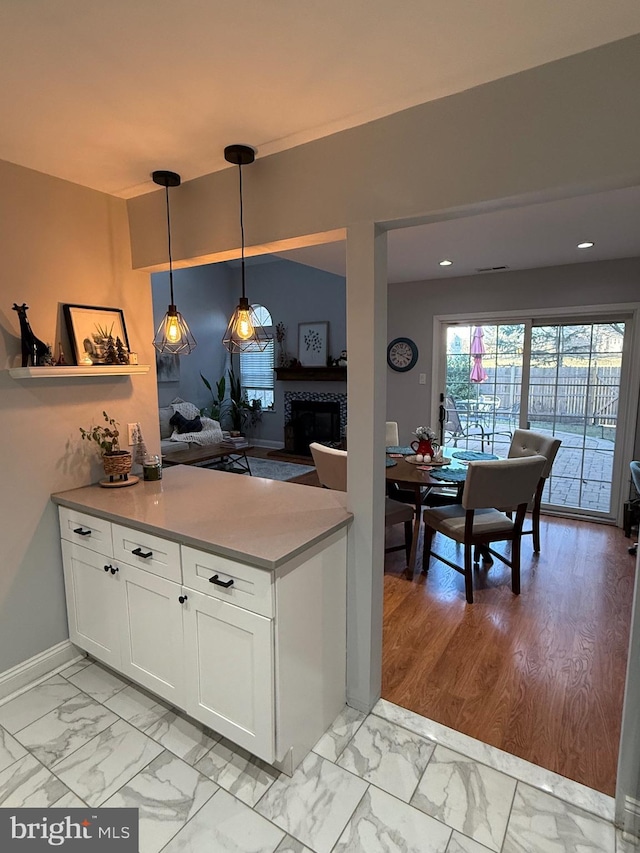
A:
<box><xmin>164</xmin><ymin>185</ymin><xmax>175</xmax><ymax>306</ymax></box>
<box><xmin>238</xmin><ymin>163</ymin><xmax>246</xmax><ymax>299</ymax></box>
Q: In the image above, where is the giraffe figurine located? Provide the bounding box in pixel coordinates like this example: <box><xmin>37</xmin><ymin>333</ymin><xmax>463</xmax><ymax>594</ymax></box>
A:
<box><xmin>12</xmin><ymin>303</ymin><xmax>50</xmax><ymax>367</ymax></box>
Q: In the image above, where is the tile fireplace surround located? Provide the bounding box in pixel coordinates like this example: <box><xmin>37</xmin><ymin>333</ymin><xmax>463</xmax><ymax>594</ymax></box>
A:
<box><xmin>284</xmin><ymin>391</ymin><xmax>347</xmax><ymax>453</ymax></box>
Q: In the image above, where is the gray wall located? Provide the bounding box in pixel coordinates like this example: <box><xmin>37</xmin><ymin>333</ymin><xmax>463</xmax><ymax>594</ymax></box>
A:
<box><xmin>387</xmin><ymin>257</ymin><xmax>640</xmax><ymax>449</ymax></box>
<box><xmin>152</xmin><ymin>257</ymin><xmax>346</xmax><ymax>445</ymax></box>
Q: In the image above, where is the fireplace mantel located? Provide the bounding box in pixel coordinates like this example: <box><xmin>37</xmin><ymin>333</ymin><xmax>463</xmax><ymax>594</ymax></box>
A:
<box><xmin>275</xmin><ymin>367</ymin><xmax>346</xmax><ymax>382</ymax></box>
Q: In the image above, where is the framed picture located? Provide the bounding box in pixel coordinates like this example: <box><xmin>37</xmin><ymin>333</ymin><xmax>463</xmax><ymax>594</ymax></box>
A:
<box><xmin>156</xmin><ymin>352</ymin><xmax>180</xmax><ymax>382</ymax></box>
<box><xmin>298</xmin><ymin>322</ymin><xmax>329</xmax><ymax>367</ymax></box>
<box><xmin>63</xmin><ymin>304</ymin><xmax>130</xmax><ymax>365</ymax></box>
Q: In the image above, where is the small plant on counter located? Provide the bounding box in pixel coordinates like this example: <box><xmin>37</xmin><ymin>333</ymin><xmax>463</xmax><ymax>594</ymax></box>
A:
<box><xmin>79</xmin><ymin>411</ymin><xmax>121</xmax><ymax>455</ymax></box>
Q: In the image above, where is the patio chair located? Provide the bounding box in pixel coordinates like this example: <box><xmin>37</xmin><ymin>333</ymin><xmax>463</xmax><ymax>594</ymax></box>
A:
<box><xmin>505</xmin><ymin>429</ymin><xmax>562</xmax><ymax>552</ymax></box>
<box><xmin>444</xmin><ymin>396</ymin><xmax>512</xmax><ymax>451</ymax></box>
<box><xmin>422</xmin><ymin>455</ymin><xmax>546</xmax><ymax>603</ymax></box>
<box><xmin>310</xmin><ymin>442</ymin><xmax>414</xmax><ymax>563</ymax></box>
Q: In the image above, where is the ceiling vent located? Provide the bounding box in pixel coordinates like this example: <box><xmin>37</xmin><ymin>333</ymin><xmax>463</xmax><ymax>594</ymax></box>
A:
<box><xmin>476</xmin><ymin>265</ymin><xmax>510</xmax><ymax>273</ymax></box>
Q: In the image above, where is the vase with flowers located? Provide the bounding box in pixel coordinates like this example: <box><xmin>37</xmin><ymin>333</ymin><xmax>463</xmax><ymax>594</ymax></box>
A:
<box><xmin>411</xmin><ymin>425</ymin><xmax>438</xmax><ymax>460</ymax></box>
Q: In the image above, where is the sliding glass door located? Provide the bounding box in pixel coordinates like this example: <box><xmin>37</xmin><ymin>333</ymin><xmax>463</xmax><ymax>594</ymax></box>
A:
<box><xmin>441</xmin><ymin>315</ymin><xmax>630</xmax><ymax>519</ymax></box>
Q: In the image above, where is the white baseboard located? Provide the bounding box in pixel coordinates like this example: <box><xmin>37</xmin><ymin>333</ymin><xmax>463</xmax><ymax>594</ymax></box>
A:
<box><xmin>0</xmin><ymin>641</ymin><xmax>82</xmax><ymax>705</ymax></box>
<box><xmin>622</xmin><ymin>796</ymin><xmax>640</xmax><ymax>840</ymax></box>
<box><xmin>250</xmin><ymin>439</ymin><xmax>282</xmax><ymax>449</ymax></box>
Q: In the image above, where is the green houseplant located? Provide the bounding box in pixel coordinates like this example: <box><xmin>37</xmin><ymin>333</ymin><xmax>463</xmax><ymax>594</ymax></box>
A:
<box><xmin>200</xmin><ymin>368</ymin><xmax>262</xmax><ymax>434</ymax></box>
<box><xmin>79</xmin><ymin>411</ymin><xmax>132</xmax><ymax>479</ymax></box>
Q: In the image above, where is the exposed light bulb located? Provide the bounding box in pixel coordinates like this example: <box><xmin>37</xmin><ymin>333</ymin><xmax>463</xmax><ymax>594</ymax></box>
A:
<box><xmin>236</xmin><ymin>309</ymin><xmax>254</xmax><ymax>341</ymax></box>
<box><xmin>166</xmin><ymin>315</ymin><xmax>181</xmax><ymax>343</ymax></box>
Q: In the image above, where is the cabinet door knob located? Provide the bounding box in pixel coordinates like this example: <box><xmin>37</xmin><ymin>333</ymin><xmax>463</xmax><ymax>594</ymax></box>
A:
<box><xmin>104</xmin><ymin>564</ymin><xmax>111</xmax><ymax>573</ymax></box>
<box><xmin>178</xmin><ymin>595</ymin><xmax>188</xmax><ymax>604</ymax></box>
<box><xmin>110</xmin><ymin>566</ymin><xmax>119</xmax><ymax>575</ymax></box>
<box><xmin>132</xmin><ymin>547</ymin><xmax>153</xmax><ymax>559</ymax></box>
<box><xmin>74</xmin><ymin>527</ymin><xmax>91</xmax><ymax>536</ymax></box>
<box><xmin>209</xmin><ymin>574</ymin><xmax>234</xmax><ymax>588</ymax></box>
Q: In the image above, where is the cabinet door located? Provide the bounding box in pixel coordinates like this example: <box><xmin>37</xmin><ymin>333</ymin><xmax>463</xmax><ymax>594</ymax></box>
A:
<box><xmin>119</xmin><ymin>564</ymin><xmax>185</xmax><ymax>705</ymax></box>
<box><xmin>61</xmin><ymin>540</ymin><xmax>122</xmax><ymax>668</ymax></box>
<box><xmin>183</xmin><ymin>589</ymin><xmax>275</xmax><ymax>762</ymax></box>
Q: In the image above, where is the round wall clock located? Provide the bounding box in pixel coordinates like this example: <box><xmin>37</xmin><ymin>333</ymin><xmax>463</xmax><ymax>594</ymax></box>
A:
<box><xmin>387</xmin><ymin>337</ymin><xmax>418</xmax><ymax>372</ymax></box>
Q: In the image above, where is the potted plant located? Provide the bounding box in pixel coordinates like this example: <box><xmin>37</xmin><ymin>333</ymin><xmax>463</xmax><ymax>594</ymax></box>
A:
<box><xmin>79</xmin><ymin>411</ymin><xmax>132</xmax><ymax>479</ymax></box>
<box><xmin>200</xmin><ymin>369</ymin><xmax>262</xmax><ymax>435</ymax></box>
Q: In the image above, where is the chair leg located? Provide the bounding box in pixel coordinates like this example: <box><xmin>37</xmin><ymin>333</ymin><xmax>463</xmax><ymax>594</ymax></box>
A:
<box><xmin>464</xmin><ymin>543</ymin><xmax>474</xmax><ymax>603</ymax></box>
<box><xmin>532</xmin><ymin>504</ymin><xmax>541</xmax><ymax>553</ymax></box>
<box><xmin>404</xmin><ymin>520</ymin><xmax>413</xmax><ymax>563</ymax></box>
<box><xmin>511</xmin><ymin>536</ymin><xmax>521</xmax><ymax>595</ymax></box>
<box><xmin>422</xmin><ymin>524</ymin><xmax>434</xmax><ymax>574</ymax></box>
<box><xmin>473</xmin><ymin>544</ymin><xmax>480</xmax><ymax>566</ymax></box>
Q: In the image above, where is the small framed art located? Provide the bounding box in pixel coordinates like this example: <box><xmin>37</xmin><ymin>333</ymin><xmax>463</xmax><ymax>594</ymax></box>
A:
<box><xmin>63</xmin><ymin>304</ymin><xmax>130</xmax><ymax>365</ymax></box>
<box><xmin>298</xmin><ymin>322</ymin><xmax>328</xmax><ymax>367</ymax></box>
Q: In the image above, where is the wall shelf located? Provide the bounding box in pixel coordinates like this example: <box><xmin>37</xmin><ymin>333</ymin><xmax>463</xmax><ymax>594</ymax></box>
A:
<box><xmin>275</xmin><ymin>367</ymin><xmax>346</xmax><ymax>382</ymax></box>
<box><xmin>8</xmin><ymin>365</ymin><xmax>150</xmax><ymax>379</ymax></box>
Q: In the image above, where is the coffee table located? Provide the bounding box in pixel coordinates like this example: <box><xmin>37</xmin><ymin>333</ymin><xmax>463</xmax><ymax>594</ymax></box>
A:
<box><xmin>162</xmin><ymin>443</ymin><xmax>253</xmax><ymax>474</ymax></box>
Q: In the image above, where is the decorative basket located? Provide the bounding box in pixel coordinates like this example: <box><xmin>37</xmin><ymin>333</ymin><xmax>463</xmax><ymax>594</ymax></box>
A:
<box><xmin>102</xmin><ymin>451</ymin><xmax>132</xmax><ymax>478</ymax></box>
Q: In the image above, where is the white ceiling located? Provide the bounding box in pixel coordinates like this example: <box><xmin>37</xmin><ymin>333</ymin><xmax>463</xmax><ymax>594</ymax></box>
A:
<box><xmin>1</xmin><ymin>1</ymin><xmax>640</xmax><ymax>199</ymax></box>
<box><xmin>276</xmin><ymin>185</ymin><xmax>640</xmax><ymax>283</ymax></box>
<box><xmin>2</xmin><ymin>2</ymin><xmax>639</xmax><ymax>282</ymax></box>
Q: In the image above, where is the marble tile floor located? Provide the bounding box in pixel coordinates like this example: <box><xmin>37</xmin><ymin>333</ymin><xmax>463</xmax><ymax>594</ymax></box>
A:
<box><xmin>0</xmin><ymin>656</ymin><xmax>635</xmax><ymax>852</ymax></box>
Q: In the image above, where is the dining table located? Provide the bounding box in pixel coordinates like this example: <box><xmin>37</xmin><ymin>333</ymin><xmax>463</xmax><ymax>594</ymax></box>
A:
<box><xmin>385</xmin><ymin>447</ymin><xmax>495</xmax><ymax>576</ymax></box>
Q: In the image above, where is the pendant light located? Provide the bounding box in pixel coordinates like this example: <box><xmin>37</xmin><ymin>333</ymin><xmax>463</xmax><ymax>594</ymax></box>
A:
<box><xmin>152</xmin><ymin>170</ymin><xmax>197</xmax><ymax>355</ymax></box>
<box><xmin>223</xmin><ymin>145</ymin><xmax>273</xmax><ymax>353</ymax></box>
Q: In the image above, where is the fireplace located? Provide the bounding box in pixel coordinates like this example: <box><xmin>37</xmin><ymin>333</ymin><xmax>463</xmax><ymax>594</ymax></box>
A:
<box><xmin>284</xmin><ymin>392</ymin><xmax>347</xmax><ymax>456</ymax></box>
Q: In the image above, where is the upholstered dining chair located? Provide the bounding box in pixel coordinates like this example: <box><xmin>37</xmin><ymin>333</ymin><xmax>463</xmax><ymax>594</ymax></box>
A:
<box><xmin>309</xmin><ymin>442</ymin><xmax>415</xmax><ymax>563</ymax></box>
<box><xmin>422</xmin><ymin>455</ymin><xmax>546</xmax><ymax>603</ymax></box>
<box><xmin>385</xmin><ymin>421</ymin><xmax>400</xmax><ymax>447</ymax></box>
<box><xmin>506</xmin><ymin>429</ymin><xmax>561</xmax><ymax>552</ymax></box>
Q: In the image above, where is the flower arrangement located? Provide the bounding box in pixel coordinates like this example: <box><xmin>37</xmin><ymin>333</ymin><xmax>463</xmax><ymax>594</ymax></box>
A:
<box><xmin>413</xmin><ymin>425</ymin><xmax>437</xmax><ymax>442</ymax></box>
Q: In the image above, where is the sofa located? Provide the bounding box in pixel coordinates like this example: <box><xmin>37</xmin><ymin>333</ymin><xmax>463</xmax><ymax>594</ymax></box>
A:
<box><xmin>159</xmin><ymin>398</ymin><xmax>224</xmax><ymax>455</ymax></box>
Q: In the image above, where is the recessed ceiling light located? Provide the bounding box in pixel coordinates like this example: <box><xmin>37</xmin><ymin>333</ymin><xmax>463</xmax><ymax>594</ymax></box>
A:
<box><xmin>577</xmin><ymin>241</ymin><xmax>594</xmax><ymax>249</ymax></box>
<box><xmin>439</xmin><ymin>259</ymin><xmax>453</xmax><ymax>266</ymax></box>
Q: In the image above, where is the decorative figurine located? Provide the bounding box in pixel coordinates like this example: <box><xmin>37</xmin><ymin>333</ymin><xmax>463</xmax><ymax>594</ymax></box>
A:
<box><xmin>337</xmin><ymin>350</ymin><xmax>347</xmax><ymax>367</ymax></box>
<box><xmin>56</xmin><ymin>342</ymin><xmax>67</xmax><ymax>365</ymax></box>
<box><xmin>12</xmin><ymin>303</ymin><xmax>50</xmax><ymax>367</ymax></box>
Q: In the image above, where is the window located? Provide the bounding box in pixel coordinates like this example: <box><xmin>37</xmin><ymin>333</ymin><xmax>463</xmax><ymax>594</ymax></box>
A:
<box><xmin>239</xmin><ymin>304</ymin><xmax>274</xmax><ymax>409</ymax></box>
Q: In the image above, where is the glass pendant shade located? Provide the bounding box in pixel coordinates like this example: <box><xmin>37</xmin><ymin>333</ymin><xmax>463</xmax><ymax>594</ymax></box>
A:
<box><xmin>153</xmin><ymin>304</ymin><xmax>197</xmax><ymax>355</ymax></box>
<box><xmin>223</xmin><ymin>296</ymin><xmax>271</xmax><ymax>353</ymax></box>
<box><xmin>151</xmin><ymin>169</ymin><xmax>196</xmax><ymax>355</ymax></box>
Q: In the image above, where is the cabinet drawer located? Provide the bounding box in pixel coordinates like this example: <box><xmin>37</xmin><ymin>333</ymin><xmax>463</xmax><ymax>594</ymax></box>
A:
<box><xmin>112</xmin><ymin>523</ymin><xmax>181</xmax><ymax>583</ymax></box>
<box><xmin>59</xmin><ymin>507</ymin><xmax>112</xmax><ymax>555</ymax></box>
<box><xmin>182</xmin><ymin>547</ymin><xmax>273</xmax><ymax>618</ymax></box>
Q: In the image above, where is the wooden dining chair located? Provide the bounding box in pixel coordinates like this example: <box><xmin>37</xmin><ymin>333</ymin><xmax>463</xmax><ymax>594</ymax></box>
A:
<box><xmin>309</xmin><ymin>442</ymin><xmax>415</xmax><ymax>563</ymax></box>
<box><xmin>422</xmin><ymin>455</ymin><xmax>546</xmax><ymax>603</ymax></box>
<box><xmin>506</xmin><ymin>429</ymin><xmax>561</xmax><ymax>552</ymax></box>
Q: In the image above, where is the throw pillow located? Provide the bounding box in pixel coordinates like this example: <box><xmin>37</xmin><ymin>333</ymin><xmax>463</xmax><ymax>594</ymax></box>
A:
<box><xmin>171</xmin><ymin>399</ymin><xmax>201</xmax><ymax>420</ymax></box>
<box><xmin>169</xmin><ymin>411</ymin><xmax>203</xmax><ymax>434</ymax></box>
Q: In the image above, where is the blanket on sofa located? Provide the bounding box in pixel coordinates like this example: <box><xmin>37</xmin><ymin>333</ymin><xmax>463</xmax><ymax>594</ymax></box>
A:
<box><xmin>165</xmin><ymin>399</ymin><xmax>224</xmax><ymax>446</ymax></box>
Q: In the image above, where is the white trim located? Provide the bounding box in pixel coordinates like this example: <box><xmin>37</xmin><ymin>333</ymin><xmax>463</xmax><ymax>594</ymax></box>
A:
<box><xmin>0</xmin><ymin>641</ymin><xmax>83</xmax><ymax>705</ymax></box>
<box><xmin>622</xmin><ymin>796</ymin><xmax>640</xmax><ymax>839</ymax></box>
<box><xmin>249</xmin><ymin>439</ymin><xmax>282</xmax><ymax>449</ymax></box>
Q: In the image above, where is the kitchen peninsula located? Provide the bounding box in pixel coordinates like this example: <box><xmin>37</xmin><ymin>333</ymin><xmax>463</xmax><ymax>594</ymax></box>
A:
<box><xmin>52</xmin><ymin>465</ymin><xmax>352</xmax><ymax>774</ymax></box>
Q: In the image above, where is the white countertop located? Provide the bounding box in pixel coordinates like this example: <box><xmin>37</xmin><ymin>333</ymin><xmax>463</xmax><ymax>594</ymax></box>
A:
<box><xmin>52</xmin><ymin>465</ymin><xmax>351</xmax><ymax>570</ymax></box>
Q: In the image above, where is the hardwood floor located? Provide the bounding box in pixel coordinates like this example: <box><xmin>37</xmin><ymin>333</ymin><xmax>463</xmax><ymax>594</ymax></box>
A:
<box><xmin>247</xmin><ymin>447</ymin><xmax>635</xmax><ymax>795</ymax></box>
<box><xmin>383</xmin><ymin>515</ymin><xmax>636</xmax><ymax>796</ymax></box>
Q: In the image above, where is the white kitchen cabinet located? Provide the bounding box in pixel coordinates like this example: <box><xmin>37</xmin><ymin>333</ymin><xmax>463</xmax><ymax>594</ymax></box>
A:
<box><xmin>61</xmin><ymin>540</ymin><xmax>122</xmax><ymax>669</ymax></box>
<box><xmin>182</xmin><ymin>589</ymin><xmax>274</xmax><ymax>759</ymax></box>
<box><xmin>118</xmin><ymin>563</ymin><xmax>186</xmax><ymax>705</ymax></box>
<box><xmin>57</xmin><ymin>496</ymin><xmax>348</xmax><ymax>775</ymax></box>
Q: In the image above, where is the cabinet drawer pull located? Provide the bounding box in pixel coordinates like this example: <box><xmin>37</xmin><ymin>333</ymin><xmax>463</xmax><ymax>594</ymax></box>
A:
<box><xmin>132</xmin><ymin>547</ymin><xmax>153</xmax><ymax>559</ymax></box>
<box><xmin>178</xmin><ymin>594</ymin><xmax>188</xmax><ymax>604</ymax></box>
<box><xmin>209</xmin><ymin>574</ymin><xmax>234</xmax><ymax>589</ymax></box>
<box><xmin>104</xmin><ymin>564</ymin><xmax>111</xmax><ymax>573</ymax></box>
<box><xmin>74</xmin><ymin>527</ymin><xmax>91</xmax><ymax>536</ymax></box>
<box><xmin>110</xmin><ymin>566</ymin><xmax>119</xmax><ymax>575</ymax></box>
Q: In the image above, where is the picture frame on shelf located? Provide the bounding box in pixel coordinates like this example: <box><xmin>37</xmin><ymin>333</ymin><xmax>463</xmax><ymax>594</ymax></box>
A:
<box><xmin>63</xmin><ymin>304</ymin><xmax>130</xmax><ymax>366</ymax></box>
<box><xmin>298</xmin><ymin>321</ymin><xmax>329</xmax><ymax>367</ymax></box>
